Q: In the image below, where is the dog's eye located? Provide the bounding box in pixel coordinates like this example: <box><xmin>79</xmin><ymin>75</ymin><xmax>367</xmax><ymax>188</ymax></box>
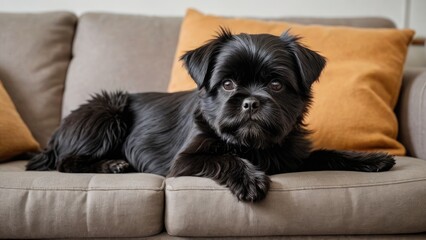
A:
<box><xmin>269</xmin><ymin>81</ymin><xmax>283</xmax><ymax>91</ymax></box>
<box><xmin>222</xmin><ymin>80</ymin><xmax>236</xmax><ymax>91</ymax></box>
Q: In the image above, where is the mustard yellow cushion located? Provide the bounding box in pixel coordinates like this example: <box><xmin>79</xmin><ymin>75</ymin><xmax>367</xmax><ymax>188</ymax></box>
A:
<box><xmin>168</xmin><ymin>9</ymin><xmax>414</xmax><ymax>155</ymax></box>
<box><xmin>0</xmin><ymin>81</ymin><xmax>39</xmax><ymax>161</ymax></box>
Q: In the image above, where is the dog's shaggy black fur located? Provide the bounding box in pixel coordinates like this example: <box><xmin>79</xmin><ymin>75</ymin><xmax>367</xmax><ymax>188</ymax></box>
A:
<box><xmin>27</xmin><ymin>29</ymin><xmax>395</xmax><ymax>202</ymax></box>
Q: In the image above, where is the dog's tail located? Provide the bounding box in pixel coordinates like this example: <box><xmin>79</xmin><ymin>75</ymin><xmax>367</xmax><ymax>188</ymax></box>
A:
<box><xmin>26</xmin><ymin>148</ymin><xmax>57</xmax><ymax>171</ymax></box>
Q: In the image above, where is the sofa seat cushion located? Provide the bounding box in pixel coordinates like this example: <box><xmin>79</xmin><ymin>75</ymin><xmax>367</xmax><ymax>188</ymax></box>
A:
<box><xmin>0</xmin><ymin>160</ymin><xmax>28</xmax><ymax>172</ymax></box>
<box><xmin>165</xmin><ymin>156</ymin><xmax>426</xmax><ymax>237</ymax></box>
<box><xmin>0</xmin><ymin>161</ymin><xmax>165</xmax><ymax>238</ymax></box>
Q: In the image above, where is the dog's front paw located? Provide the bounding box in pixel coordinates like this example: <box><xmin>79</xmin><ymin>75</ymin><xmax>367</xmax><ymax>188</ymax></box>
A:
<box><xmin>228</xmin><ymin>170</ymin><xmax>270</xmax><ymax>202</ymax></box>
<box><xmin>355</xmin><ymin>152</ymin><xmax>396</xmax><ymax>172</ymax></box>
<box><xmin>369</xmin><ymin>154</ymin><xmax>396</xmax><ymax>172</ymax></box>
<box><xmin>101</xmin><ymin>160</ymin><xmax>130</xmax><ymax>173</ymax></box>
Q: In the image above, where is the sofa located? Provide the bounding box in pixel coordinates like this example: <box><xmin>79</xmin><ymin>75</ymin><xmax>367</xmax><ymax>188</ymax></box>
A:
<box><xmin>0</xmin><ymin>11</ymin><xmax>425</xmax><ymax>239</ymax></box>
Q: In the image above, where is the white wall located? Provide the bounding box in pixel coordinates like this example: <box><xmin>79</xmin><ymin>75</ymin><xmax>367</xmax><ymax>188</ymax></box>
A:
<box><xmin>1</xmin><ymin>0</ymin><xmax>424</xmax><ymax>66</ymax></box>
<box><xmin>408</xmin><ymin>0</ymin><xmax>426</xmax><ymax>37</ymax></box>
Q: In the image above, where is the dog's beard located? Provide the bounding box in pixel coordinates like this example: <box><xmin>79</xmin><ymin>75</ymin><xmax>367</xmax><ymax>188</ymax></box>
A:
<box><xmin>216</xmin><ymin>96</ymin><xmax>288</xmax><ymax>149</ymax></box>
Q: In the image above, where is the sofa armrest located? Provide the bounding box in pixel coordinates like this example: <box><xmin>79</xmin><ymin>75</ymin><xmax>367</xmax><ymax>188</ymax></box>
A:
<box><xmin>397</xmin><ymin>68</ymin><xmax>426</xmax><ymax>159</ymax></box>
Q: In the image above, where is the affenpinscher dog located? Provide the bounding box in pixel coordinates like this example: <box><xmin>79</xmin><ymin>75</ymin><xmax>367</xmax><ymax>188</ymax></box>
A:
<box><xmin>27</xmin><ymin>29</ymin><xmax>395</xmax><ymax>202</ymax></box>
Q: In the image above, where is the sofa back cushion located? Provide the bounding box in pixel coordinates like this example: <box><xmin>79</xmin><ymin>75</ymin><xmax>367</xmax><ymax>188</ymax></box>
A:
<box><xmin>0</xmin><ymin>12</ymin><xmax>77</xmax><ymax>148</ymax></box>
<box><xmin>62</xmin><ymin>13</ymin><xmax>182</xmax><ymax>117</ymax></box>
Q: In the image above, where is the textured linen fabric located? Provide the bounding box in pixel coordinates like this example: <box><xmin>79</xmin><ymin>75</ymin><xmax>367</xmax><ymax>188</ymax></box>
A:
<box><xmin>0</xmin><ymin>81</ymin><xmax>39</xmax><ymax>161</ymax></box>
<box><xmin>167</xmin><ymin>9</ymin><xmax>414</xmax><ymax>155</ymax></box>
<box><xmin>165</xmin><ymin>156</ymin><xmax>426</xmax><ymax>237</ymax></box>
<box><xmin>0</xmin><ymin>12</ymin><xmax>77</xmax><ymax>148</ymax></box>
<box><xmin>62</xmin><ymin>13</ymin><xmax>182</xmax><ymax>118</ymax></box>
<box><xmin>397</xmin><ymin>69</ymin><xmax>426</xmax><ymax>160</ymax></box>
<box><xmin>0</xmin><ymin>163</ymin><xmax>165</xmax><ymax>238</ymax></box>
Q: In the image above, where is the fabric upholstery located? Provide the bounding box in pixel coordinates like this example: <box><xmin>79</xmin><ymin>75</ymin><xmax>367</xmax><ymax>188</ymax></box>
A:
<box><xmin>0</xmin><ymin>162</ymin><xmax>165</xmax><ymax>238</ymax></box>
<box><xmin>168</xmin><ymin>9</ymin><xmax>413</xmax><ymax>155</ymax></box>
<box><xmin>152</xmin><ymin>232</ymin><xmax>426</xmax><ymax>239</ymax></box>
<box><xmin>165</xmin><ymin>156</ymin><xmax>426</xmax><ymax>237</ymax></box>
<box><xmin>397</xmin><ymin>69</ymin><xmax>426</xmax><ymax>160</ymax></box>
<box><xmin>0</xmin><ymin>12</ymin><xmax>77</xmax><ymax>148</ymax></box>
<box><xmin>158</xmin><ymin>233</ymin><xmax>426</xmax><ymax>239</ymax></box>
<box><xmin>270</xmin><ymin>17</ymin><xmax>395</xmax><ymax>28</ymax></box>
<box><xmin>62</xmin><ymin>13</ymin><xmax>182</xmax><ymax>117</ymax></box>
<box><xmin>0</xmin><ymin>81</ymin><xmax>39</xmax><ymax>161</ymax></box>
<box><xmin>0</xmin><ymin>160</ymin><xmax>27</xmax><ymax>172</ymax></box>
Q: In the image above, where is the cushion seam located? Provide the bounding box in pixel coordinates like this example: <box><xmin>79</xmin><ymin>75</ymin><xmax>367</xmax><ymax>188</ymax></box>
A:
<box><xmin>166</xmin><ymin>177</ymin><xmax>426</xmax><ymax>191</ymax></box>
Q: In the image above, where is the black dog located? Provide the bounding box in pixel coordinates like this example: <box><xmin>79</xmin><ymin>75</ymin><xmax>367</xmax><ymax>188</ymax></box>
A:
<box><xmin>27</xmin><ymin>29</ymin><xmax>395</xmax><ymax>202</ymax></box>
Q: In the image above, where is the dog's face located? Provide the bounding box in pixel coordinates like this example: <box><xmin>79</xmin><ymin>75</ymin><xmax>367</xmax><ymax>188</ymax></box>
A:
<box><xmin>182</xmin><ymin>29</ymin><xmax>326</xmax><ymax>148</ymax></box>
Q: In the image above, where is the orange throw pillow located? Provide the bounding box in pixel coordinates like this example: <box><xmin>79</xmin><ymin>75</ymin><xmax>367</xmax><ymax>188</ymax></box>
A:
<box><xmin>0</xmin><ymin>81</ymin><xmax>39</xmax><ymax>161</ymax></box>
<box><xmin>168</xmin><ymin>9</ymin><xmax>414</xmax><ymax>155</ymax></box>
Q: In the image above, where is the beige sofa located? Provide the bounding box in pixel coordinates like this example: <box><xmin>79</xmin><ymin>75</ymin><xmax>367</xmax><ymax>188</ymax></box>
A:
<box><xmin>0</xmin><ymin>12</ymin><xmax>425</xmax><ymax>239</ymax></box>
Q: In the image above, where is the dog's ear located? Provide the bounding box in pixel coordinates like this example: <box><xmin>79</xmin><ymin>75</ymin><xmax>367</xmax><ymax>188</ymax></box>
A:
<box><xmin>180</xmin><ymin>28</ymin><xmax>233</xmax><ymax>89</ymax></box>
<box><xmin>280</xmin><ymin>31</ymin><xmax>326</xmax><ymax>90</ymax></box>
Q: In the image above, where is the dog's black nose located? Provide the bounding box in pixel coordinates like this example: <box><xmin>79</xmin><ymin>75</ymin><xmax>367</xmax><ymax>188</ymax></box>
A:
<box><xmin>242</xmin><ymin>97</ymin><xmax>260</xmax><ymax>112</ymax></box>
